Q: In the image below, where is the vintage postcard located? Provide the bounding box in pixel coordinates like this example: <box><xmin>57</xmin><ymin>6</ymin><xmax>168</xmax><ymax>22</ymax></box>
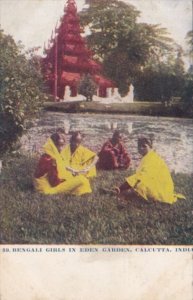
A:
<box><xmin>0</xmin><ymin>0</ymin><xmax>193</xmax><ymax>299</ymax></box>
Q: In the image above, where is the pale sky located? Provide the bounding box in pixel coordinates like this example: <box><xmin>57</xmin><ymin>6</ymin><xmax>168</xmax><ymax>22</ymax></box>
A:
<box><xmin>0</xmin><ymin>0</ymin><xmax>192</xmax><ymax>65</ymax></box>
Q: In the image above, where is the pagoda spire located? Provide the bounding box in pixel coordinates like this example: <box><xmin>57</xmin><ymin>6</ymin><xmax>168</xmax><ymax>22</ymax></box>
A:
<box><xmin>42</xmin><ymin>0</ymin><xmax>115</xmax><ymax>100</ymax></box>
<box><xmin>64</xmin><ymin>0</ymin><xmax>77</xmax><ymax>12</ymax></box>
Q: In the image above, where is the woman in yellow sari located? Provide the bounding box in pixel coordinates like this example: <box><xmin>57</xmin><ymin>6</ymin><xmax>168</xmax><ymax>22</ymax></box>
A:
<box><xmin>61</xmin><ymin>131</ymin><xmax>98</xmax><ymax>178</ymax></box>
<box><xmin>115</xmin><ymin>137</ymin><xmax>185</xmax><ymax>206</ymax></box>
<box><xmin>34</xmin><ymin>129</ymin><xmax>92</xmax><ymax>195</ymax></box>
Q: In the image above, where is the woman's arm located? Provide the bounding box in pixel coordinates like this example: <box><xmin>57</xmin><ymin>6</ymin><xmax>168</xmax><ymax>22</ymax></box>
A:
<box><xmin>78</xmin><ymin>155</ymin><xmax>99</xmax><ymax>174</ymax></box>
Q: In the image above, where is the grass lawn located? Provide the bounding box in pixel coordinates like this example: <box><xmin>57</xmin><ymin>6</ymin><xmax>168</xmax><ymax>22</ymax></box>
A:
<box><xmin>0</xmin><ymin>154</ymin><xmax>193</xmax><ymax>245</ymax></box>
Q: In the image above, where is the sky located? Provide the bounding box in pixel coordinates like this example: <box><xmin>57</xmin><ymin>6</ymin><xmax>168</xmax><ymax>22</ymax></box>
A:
<box><xmin>0</xmin><ymin>0</ymin><xmax>192</xmax><ymax>65</ymax></box>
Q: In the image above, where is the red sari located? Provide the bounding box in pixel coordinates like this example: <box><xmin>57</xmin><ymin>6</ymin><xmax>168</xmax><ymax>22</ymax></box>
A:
<box><xmin>34</xmin><ymin>154</ymin><xmax>63</xmax><ymax>187</ymax></box>
<box><xmin>97</xmin><ymin>140</ymin><xmax>130</xmax><ymax>170</ymax></box>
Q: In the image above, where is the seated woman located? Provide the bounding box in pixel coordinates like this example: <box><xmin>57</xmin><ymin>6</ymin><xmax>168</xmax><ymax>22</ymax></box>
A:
<box><xmin>115</xmin><ymin>137</ymin><xmax>185</xmax><ymax>206</ymax></box>
<box><xmin>34</xmin><ymin>129</ymin><xmax>92</xmax><ymax>195</ymax></box>
<box><xmin>61</xmin><ymin>131</ymin><xmax>98</xmax><ymax>178</ymax></box>
<box><xmin>97</xmin><ymin>131</ymin><xmax>130</xmax><ymax>170</ymax></box>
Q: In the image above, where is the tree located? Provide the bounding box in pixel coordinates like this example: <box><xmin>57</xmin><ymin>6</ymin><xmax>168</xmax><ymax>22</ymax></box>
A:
<box><xmin>182</xmin><ymin>67</ymin><xmax>193</xmax><ymax>113</ymax></box>
<box><xmin>80</xmin><ymin>0</ymin><xmax>140</xmax><ymax>61</ymax></box>
<box><xmin>0</xmin><ymin>30</ymin><xmax>47</xmax><ymax>153</ymax></box>
<box><xmin>79</xmin><ymin>0</ymin><xmax>175</xmax><ymax>96</ymax></box>
<box><xmin>135</xmin><ymin>46</ymin><xmax>186</xmax><ymax>102</ymax></box>
<box><xmin>78</xmin><ymin>74</ymin><xmax>97</xmax><ymax>101</ymax></box>
<box><xmin>185</xmin><ymin>30</ymin><xmax>193</xmax><ymax>62</ymax></box>
<box><xmin>180</xmin><ymin>30</ymin><xmax>193</xmax><ymax>113</ymax></box>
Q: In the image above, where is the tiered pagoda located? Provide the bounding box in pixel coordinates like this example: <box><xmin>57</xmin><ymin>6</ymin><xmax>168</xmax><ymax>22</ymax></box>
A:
<box><xmin>43</xmin><ymin>0</ymin><xmax>115</xmax><ymax>101</ymax></box>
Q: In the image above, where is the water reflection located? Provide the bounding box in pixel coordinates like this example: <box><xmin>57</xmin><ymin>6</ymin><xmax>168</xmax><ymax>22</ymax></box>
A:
<box><xmin>21</xmin><ymin>112</ymin><xmax>193</xmax><ymax>174</ymax></box>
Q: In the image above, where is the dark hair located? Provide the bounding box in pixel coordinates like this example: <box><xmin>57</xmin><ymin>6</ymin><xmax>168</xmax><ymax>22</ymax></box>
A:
<box><xmin>50</xmin><ymin>133</ymin><xmax>60</xmax><ymax>146</ymax></box>
<box><xmin>70</xmin><ymin>131</ymin><xmax>82</xmax><ymax>143</ymax></box>
<box><xmin>56</xmin><ymin>128</ymin><xmax>65</xmax><ymax>134</ymax></box>
<box><xmin>138</xmin><ymin>136</ymin><xmax>153</xmax><ymax>148</ymax></box>
<box><xmin>112</xmin><ymin>130</ymin><xmax>122</xmax><ymax>139</ymax></box>
<box><xmin>50</xmin><ymin>128</ymin><xmax>65</xmax><ymax>146</ymax></box>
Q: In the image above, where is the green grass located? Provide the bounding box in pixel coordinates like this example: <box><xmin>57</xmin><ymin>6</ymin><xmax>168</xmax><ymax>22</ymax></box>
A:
<box><xmin>0</xmin><ymin>154</ymin><xmax>193</xmax><ymax>245</ymax></box>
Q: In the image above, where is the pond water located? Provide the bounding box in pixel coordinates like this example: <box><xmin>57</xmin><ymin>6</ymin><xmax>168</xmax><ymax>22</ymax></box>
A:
<box><xmin>21</xmin><ymin>112</ymin><xmax>193</xmax><ymax>174</ymax></box>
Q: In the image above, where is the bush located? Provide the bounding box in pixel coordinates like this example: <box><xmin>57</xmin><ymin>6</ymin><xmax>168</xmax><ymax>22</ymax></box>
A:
<box><xmin>78</xmin><ymin>74</ymin><xmax>97</xmax><ymax>101</ymax></box>
<box><xmin>0</xmin><ymin>30</ymin><xmax>47</xmax><ymax>153</ymax></box>
<box><xmin>182</xmin><ymin>70</ymin><xmax>193</xmax><ymax>112</ymax></box>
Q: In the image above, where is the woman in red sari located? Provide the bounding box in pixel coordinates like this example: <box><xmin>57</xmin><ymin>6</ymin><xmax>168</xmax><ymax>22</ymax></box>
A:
<box><xmin>97</xmin><ymin>131</ymin><xmax>130</xmax><ymax>170</ymax></box>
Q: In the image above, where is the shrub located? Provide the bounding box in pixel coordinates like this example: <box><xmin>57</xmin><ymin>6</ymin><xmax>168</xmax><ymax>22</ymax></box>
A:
<box><xmin>78</xmin><ymin>74</ymin><xmax>97</xmax><ymax>101</ymax></box>
<box><xmin>0</xmin><ymin>30</ymin><xmax>47</xmax><ymax>153</ymax></box>
<box><xmin>182</xmin><ymin>70</ymin><xmax>193</xmax><ymax>113</ymax></box>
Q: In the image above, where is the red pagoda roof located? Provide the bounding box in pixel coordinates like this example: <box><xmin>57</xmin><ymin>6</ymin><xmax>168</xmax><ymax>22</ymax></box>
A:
<box><xmin>63</xmin><ymin>55</ymin><xmax>77</xmax><ymax>64</ymax></box>
<box><xmin>64</xmin><ymin>14</ymin><xmax>79</xmax><ymax>23</ymax></box>
<box><xmin>63</xmin><ymin>23</ymin><xmax>80</xmax><ymax>31</ymax></box>
<box><xmin>64</xmin><ymin>0</ymin><xmax>77</xmax><ymax>14</ymax></box>
<box><xmin>63</xmin><ymin>55</ymin><xmax>102</xmax><ymax>72</ymax></box>
<box><xmin>64</xmin><ymin>43</ymin><xmax>91</xmax><ymax>55</ymax></box>
<box><xmin>65</xmin><ymin>33</ymin><xmax>84</xmax><ymax>43</ymax></box>
<box><xmin>61</xmin><ymin>71</ymin><xmax>81</xmax><ymax>85</ymax></box>
<box><xmin>94</xmin><ymin>75</ymin><xmax>116</xmax><ymax>88</ymax></box>
<box><xmin>89</xmin><ymin>59</ymin><xmax>102</xmax><ymax>71</ymax></box>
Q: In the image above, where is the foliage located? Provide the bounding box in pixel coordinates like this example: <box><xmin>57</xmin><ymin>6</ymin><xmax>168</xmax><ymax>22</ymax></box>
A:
<box><xmin>180</xmin><ymin>31</ymin><xmax>193</xmax><ymax>112</ymax></box>
<box><xmin>0</xmin><ymin>154</ymin><xmax>193</xmax><ymax>244</ymax></box>
<box><xmin>78</xmin><ymin>74</ymin><xmax>97</xmax><ymax>101</ymax></box>
<box><xmin>185</xmin><ymin>30</ymin><xmax>193</xmax><ymax>60</ymax></box>
<box><xmin>79</xmin><ymin>0</ymin><xmax>176</xmax><ymax>96</ymax></box>
<box><xmin>80</xmin><ymin>0</ymin><xmax>140</xmax><ymax>59</ymax></box>
<box><xmin>181</xmin><ymin>68</ymin><xmax>193</xmax><ymax>111</ymax></box>
<box><xmin>0</xmin><ymin>30</ymin><xmax>47</xmax><ymax>154</ymax></box>
<box><xmin>135</xmin><ymin>47</ymin><xmax>185</xmax><ymax>101</ymax></box>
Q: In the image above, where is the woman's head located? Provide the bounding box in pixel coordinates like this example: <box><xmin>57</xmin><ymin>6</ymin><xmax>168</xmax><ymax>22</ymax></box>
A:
<box><xmin>112</xmin><ymin>130</ymin><xmax>122</xmax><ymax>144</ymax></box>
<box><xmin>70</xmin><ymin>131</ymin><xmax>82</xmax><ymax>151</ymax></box>
<box><xmin>137</xmin><ymin>136</ymin><xmax>153</xmax><ymax>156</ymax></box>
<box><xmin>50</xmin><ymin>128</ymin><xmax>66</xmax><ymax>151</ymax></box>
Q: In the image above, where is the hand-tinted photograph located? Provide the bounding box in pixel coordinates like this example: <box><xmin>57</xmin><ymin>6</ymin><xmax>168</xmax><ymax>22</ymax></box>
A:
<box><xmin>0</xmin><ymin>0</ymin><xmax>193</xmax><ymax>246</ymax></box>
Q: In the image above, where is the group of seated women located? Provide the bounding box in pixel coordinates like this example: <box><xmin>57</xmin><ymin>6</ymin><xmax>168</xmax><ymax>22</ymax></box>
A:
<box><xmin>34</xmin><ymin>128</ymin><xmax>185</xmax><ymax>206</ymax></box>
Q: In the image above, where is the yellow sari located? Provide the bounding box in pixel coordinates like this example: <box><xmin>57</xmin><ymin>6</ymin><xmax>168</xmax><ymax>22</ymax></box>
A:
<box><xmin>126</xmin><ymin>150</ymin><xmax>185</xmax><ymax>204</ymax></box>
<box><xmin>34</xmin><ymin>138</ymin><xmax>92</xmax><ymax>195</ymax></box>
<box><xmin>61</xmin><ymin>145</ymin><xmax>97</xmax><ymax>178</ymax></box>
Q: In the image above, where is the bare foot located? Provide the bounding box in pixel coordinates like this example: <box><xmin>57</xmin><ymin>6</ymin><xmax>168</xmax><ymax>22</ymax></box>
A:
<box><xmin>113</xmin><ymin>187</ymin><xmax>120</xmax><ymax>195</ymax></box>
<box><xmin>100</xmin><ymin>187</ymin><xmax>117</xmax><ymax>195</ymax></box>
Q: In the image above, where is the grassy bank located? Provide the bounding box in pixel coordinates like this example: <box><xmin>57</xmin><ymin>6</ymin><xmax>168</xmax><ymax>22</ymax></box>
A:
<box><xmin>0</xmin><ymin>154</ymin><xmax>193</xmax><ymax>245</ymax></box>
<box><xmin>43</xmin><ymin>101</ymin><xmax>190</xmax><ymax>118</ymax></box>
